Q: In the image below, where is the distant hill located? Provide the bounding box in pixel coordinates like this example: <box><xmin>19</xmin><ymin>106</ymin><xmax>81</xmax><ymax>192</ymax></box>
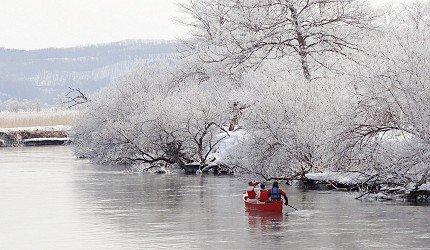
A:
<box><xmin>0</xmin><ymin>40</ymin><xmax>177</xmax><ymax>104</ymax></box>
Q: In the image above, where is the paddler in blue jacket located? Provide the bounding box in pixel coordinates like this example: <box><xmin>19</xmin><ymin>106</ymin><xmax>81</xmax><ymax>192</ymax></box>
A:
<box><xmin>269</xmin><ymin>181</ymin><xmax>288</xmax><ymax>205</ymax></box>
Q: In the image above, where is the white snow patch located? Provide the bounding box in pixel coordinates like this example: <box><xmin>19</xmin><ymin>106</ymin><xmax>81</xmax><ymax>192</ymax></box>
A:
<box><xmin>404</xmin><ymin>182</ymin><xmax>418</xmax><ymax>194</ymax></box>
<box><xmin>305</xmin><ymin>171</ymin><xmax>369</xmax><ymax>185</ymax></box>
<box><xmin>187</xmin><ymin>161</ymin><xmax>203</xmax><ymax>165</ymax></box>
<box><xmin>22</xmin><ymin>137</ymin><xmax>69</xmax><ymax>142</ymax></box>
<box><xmin>209</xmin><ymin>128</ymin><xmax>248</xmax><ymax>163</ymax></box>
<box><xmin>418</xmin><ymin>183</ymin><xmax>430</xmax><ymax>191</ymax></box>
<box><xmin>0</xmin><ymin>125</ymin><xmax>72</xmax><ymax>133</ymax></box>
<box><xmin>369</xmin><ymin>192</ymin><xmax>393</xmax><ymax>200</ymax></box>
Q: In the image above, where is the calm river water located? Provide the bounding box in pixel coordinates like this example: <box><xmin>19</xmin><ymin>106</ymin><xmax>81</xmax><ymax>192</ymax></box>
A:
<box><xmin>0</xmin><ymin>146</ymin><xmax>429</xmax><ymax>249</ymax></box>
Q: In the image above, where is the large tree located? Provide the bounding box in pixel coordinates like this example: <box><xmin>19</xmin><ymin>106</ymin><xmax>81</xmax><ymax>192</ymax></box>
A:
<box><xmin>182</xmin><ymin>0</ymin><xmax>374</xmax><ymax>80</ymax></box>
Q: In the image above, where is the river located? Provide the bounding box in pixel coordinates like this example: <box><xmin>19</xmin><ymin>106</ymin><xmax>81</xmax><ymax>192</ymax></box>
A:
<box><xmin>0</xmin><ymin>146</ymin><xmax>429</xmax><ymax>249</ymax></box>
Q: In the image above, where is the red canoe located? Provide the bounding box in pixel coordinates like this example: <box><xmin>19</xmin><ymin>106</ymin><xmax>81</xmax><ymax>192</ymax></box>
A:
<box><xmin>243</xmin><ymin>195</ymin><xmax>283</xmax><ymax>213</ymax></box>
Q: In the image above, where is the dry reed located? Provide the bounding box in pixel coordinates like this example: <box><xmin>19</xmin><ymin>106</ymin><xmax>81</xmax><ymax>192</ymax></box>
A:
<box><xmin>0</xmin><ymin>109</ymin><xmax>78</xmax><ymax>128</ymax></box>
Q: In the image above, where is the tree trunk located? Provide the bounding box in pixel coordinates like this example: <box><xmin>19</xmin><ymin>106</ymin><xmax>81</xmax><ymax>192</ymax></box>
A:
<box><xmin>288</xmin><ymin>4</ymin><xmax>311</xmax><ymax>81</ymax></box>
<box><xmin>229</xmin><ymin>101</ymin><xmax>240</xmax><ymax>131</ymax></box>
<box><xmin>229</xmin><ymin>116</ymin><xmax>238</xmax><ymax>131</ymax></box>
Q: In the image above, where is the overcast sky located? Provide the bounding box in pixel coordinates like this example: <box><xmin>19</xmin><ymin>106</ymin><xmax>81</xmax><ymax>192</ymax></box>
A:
<box><xmin>0</xmin><ymin>0</ymin><xmax>189</xmax><ymax>50</ymax></box>
<box><xmin>0</xmin><ymin>0</ymin><xmax>393</xmax><ymax>50</ymax></box>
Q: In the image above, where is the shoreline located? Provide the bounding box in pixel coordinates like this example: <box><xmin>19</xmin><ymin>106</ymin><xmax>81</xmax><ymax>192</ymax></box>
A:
<box><xmin>300</xmin><ymin>172</ymin><xmax>430</xmax><ymax>204</ymax></box>
<box><xmin>0</xmin><ymin>125</ymin><xmax>71</xmax><ymax>147</ymax></box>
<box><xmin>2</xmin><ymin>130</ymin><xmax>428</xmax><ymax>204</ymax></box>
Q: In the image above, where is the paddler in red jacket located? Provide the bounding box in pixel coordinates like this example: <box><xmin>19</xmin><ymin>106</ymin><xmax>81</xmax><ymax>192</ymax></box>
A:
<box><xmin>245</xmin><ymin>181</ymin><xmax>259</xmax><ymax>201</ymax></box>
<box><xmin>258</xmin><ymin>183</ymin><xmax>270</xmax><ymax>202</ymax></box>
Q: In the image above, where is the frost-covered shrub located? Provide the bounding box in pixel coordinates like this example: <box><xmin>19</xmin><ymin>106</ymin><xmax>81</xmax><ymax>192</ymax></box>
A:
<box><xmin>72</xmin><ymin>62</ymin><xmax>233</xmax><ymax>167</ymax></box>
<box><xmin>224</xmin><ymin>67</ymin><xmax>352</xmax><ymax>179</ymax></box>
<box><xmin>340</xmin><ymin>9</ymin><xmax>430</xmax><ymax>186</ymax></box>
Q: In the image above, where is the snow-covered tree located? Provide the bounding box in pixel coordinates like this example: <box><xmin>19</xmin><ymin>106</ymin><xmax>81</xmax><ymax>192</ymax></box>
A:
<box><xmin>340</xmin><ymin>6</ymin><xmax>430</xmax><ymax>186</ymax></box>
<box><xmin>224</xmin><ymin>64</ymin><xmax>352</xmax><ymax>179</ymax></box>
<box><xmin>181</xmin><ymin>0</ymin><xmax>374</xmax><ymax>80</ymax></box>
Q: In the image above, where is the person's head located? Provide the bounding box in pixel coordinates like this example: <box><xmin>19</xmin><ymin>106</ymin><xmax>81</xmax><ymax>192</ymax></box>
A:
<box><xmin>260</xmin><ymin>183</ymin><xmax>265</xmax><ymax>189</ymax></box>
<box><xmin>273</xmin><ymin>181</ymin><xmax>279</xmax><ymax>188</ymax></box>
<box><xmin>248</xmin><ymin>181</ymin><xmax>254</xmax><ymax>186</ymax></box>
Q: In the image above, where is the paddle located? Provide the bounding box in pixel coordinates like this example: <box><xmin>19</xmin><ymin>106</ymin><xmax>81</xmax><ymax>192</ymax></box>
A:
<box><xmin>283</xmin><ymin>196</ymin><xmax>299</xmax><ymax>211</ymax></box>
<box><xmin>287</xmin><ymin>204</ymin><xmax>299</xmax><ymax>211</ymax></box>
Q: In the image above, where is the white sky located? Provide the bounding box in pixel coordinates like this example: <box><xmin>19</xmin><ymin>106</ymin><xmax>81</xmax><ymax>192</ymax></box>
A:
<box><xmin>0</xmin><ymin>0</ymin><xmax>189</xmax><ymax>50</ymax></box>
<box><xmin>0</xmin><ymin>0</ymin><xmax>401</xmax><ymax>50</ymax></box>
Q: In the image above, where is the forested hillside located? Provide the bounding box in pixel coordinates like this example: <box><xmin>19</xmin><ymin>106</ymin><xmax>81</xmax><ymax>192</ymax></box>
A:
<box><xmin>0</xmin><ymin>40</ymin><xmax>177</xmax><ymax>104</ymax></box>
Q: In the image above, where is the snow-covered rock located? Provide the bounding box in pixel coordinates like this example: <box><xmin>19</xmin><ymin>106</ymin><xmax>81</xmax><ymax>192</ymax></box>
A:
<box><xmin>305</xmin><ymin>171</ymin><xmax>370</xmax><ymax>186</ymax></box>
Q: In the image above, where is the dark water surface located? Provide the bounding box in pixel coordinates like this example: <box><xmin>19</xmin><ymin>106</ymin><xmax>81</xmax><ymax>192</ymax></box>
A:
<box><xmin>1</xmin><ymin>146</ymin><xmax>429</xmax><ymax>249</ymax></box>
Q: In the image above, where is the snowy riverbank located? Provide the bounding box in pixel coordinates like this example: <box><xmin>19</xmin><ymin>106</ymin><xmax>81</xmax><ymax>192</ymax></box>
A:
<box><xmin>304</xmin><ymin>171</ymin><xmax>429</xmax><ymax>203</ymax></box>
<box><xmin>0</xmin><ymin>125</ymin><xmax>71</xmax><ymax>147</ymax></box>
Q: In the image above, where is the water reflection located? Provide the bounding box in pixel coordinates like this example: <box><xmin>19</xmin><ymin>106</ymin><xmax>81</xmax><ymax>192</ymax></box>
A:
<box><xmin>247</xmin><ymin>211</ymin><xmax>285</xmax><ymax>232</ymax></box>
<box><xmin>1</xmin><ymin>146</ymin><xmax>429</xmax><ymax>249</ymax></box>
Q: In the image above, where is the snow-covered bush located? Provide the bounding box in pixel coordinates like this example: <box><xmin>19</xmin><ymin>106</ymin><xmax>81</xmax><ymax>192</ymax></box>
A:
<box><xmin>339</xmin><ymin>5</ymin><xmax>430</xmax><ymax>186</ymax></box>
<box><xmin>72</xmin><ymin>62</ymin><xmax>233</xmax><ymax>167</ymax></box>
<box><xmin>224</xmin><ymin>66</ymin><xmax>352</xmax><ymax>179</ymax></box>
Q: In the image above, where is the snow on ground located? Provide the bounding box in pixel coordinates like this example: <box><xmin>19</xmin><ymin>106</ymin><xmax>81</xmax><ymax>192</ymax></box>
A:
<box><xmin>305</xmin><ymin>171</ymin><xmax>369</xmax><ymax>185</ymax></box>
<box><xmin>380</xmin><ymin>185</ymin><xmax>406</xmax><ymax>192</ymax></box>
<box><xmin>209</xmin><ymin>128</ymin><xmax>247</xmax><ymax>163</ymax></box>
<box><xmin>418</xmin><ymin>183</ymin><xmax>430</xmax><ymax>191</ymax></box>
<box><xmin>0</xmin><ymin>125</ymin><xmax>72</xmax><ymax>133</ymax></box>
<box><xmin>22</xmin><ymin>138</ymin><xmax>70</xmax><ymax>142</ymax></box>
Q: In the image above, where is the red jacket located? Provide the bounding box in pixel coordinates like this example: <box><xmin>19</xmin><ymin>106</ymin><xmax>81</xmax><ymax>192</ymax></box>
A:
<box><xmin>247</xmin><ymin>189</ymin><xmax>256</xmax><ymax>199</ymax></box>
<box><xmin>259</xmin><ymin>189</ymin><xmax>270</xmax><ymax>202</ymax></box>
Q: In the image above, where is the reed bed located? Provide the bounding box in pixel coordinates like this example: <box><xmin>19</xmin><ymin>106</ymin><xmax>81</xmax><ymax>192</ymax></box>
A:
<box><xmin>0</xmin><ymin>109</ymin><xmax>79</xmax><ymax>128</ymax></box>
